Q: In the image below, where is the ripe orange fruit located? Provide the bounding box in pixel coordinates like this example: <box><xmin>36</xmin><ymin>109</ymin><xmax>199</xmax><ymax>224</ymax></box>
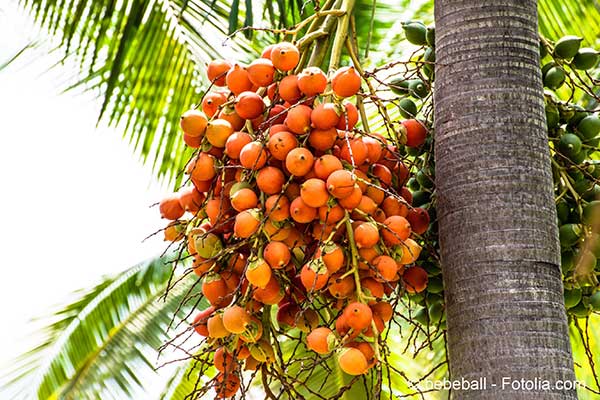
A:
<box><xmin>239</xmin><ymin>141</ymin><xmax>268</xmax><ymax>170</ymax></box>
<box><xmin>348</xmin><ymin>341</ymin><xmax>375</xmax><ymax>366</ymax></box>
<box><xmin>300</xmin><ymin>178</ymin><xmax>329</xmax><ymax>208</ymax></box>
<box><xmin>402</xmin><ymin>266</ymin><xmax>428</xmax><ymax>293</ymax></box>
<box><xmin>159</xmin><ymin>194</ymin><xmax>185</xmax><ymax>220</ymax></box>
<box><xmin>226</xmin><ymin>64</ymin><xmax>253</xmax><ymax>95</ymax></box>
<box><xmin>343</xmin><ymin>302</ymin><xmax>372</xmax><ymax>331</ymax></box>
<box><xmin>205</xmin><ymin>197</ymin><xmax>231</xmax><ymax>226</ymax></box>
<box><xmin>311</xmin><ymin>103</ymin><xmax>340</xmax><ymax>129</ymax></box>
<box><xmin>318</xmin><ymin>203</ymin><xmax>345</xmax><ymax>224</ymax></box>
<box><xmin>164</xmin><ymin>221</ymin><xmax>185</xmax><ymax>242</ymax></box>
<box><xmin>245</xmin><ymin>257</ymin><xmax>272</xmax><ymax>289</ymax></box>
<box><xmin>372</xmin><ymin>255</ymin><xmax>398</xmax><ymax>282</ymax></box>
<box><xmin>261</xmin><ymin>44</ymin><xmax>276</xmax><ymax>59</ymax></box>
<box><xmin>290</xmin><ymin>196</ymin><xmax>317</xmax><ymax>223</ymax></box>
<box><xmin>192</xmin><ymin>306</ymin><xmax>215</xmax><ymax>336</ymax></box>
<box><xmin>371</xmin><ymin>301</ymin><xmax>393</xmax><ymax>322</ymax></box>
<box><xmin>214</xmin><ymin>347</ymin><xmax>236</xmax><ymax>374</ymax></box>
<box><xmin>256</xmin><ymin>166</ymin><xmax>285</xmax><ymax>195</ymax></box>
<box><xmin>308</xmin><ymin>127</ymin><xmax>338</xmax><ymax>151</ymax></box>
<box><xmin>306</xmin><ymin>327</ymin><xmax>337</xmax><ymax>354</ymax></box>
<box><xmin>362</xmin><ymin>136</ymin><xmax>383</xmax><ymax>163</ymax></box>
<box><xmin>300</xmin><ymin>261</ymin><xmax>330</xmax><ymax>291</ymax></box>
<box><xmin>218</xmin><ymin>108</ymin><xmax>246</xmax><ymax>131</ymax></box>
<box><xmin>253</xmin><ymin>275</ymin><xmax>284</xmax><ymax>305</ymax></box>
<box><xmin>402</xmin><ymin>119</ymin><xmax>427</xmax><ymax>147</ymax></box>
<box><xmin>398</xmin><ymin>238</ymin><xmax>422</xmax><ymax>264</ymax></box>
<box><xmin>361</xmin><ymin>277</ymin><xmax>384</xmax><ymax>300</ymax></box>
<box><xmin>326</xmin><ymin>169</ymin><xmax>356</xmax><ymax>199</ymax></box>
<box><xmin>297</xmin><ymin>66</ymin><xmax>327</xmax><ymax>96</ymax></box>
<box><xmin>225</xmin><ymin>131</ymin><xmax>252</xmax><ymax>159</ymax></box>
<box><xmin>207</xmin><ymin>59</ymin><xmax>232</xmax><ymax>86</ymax></box>
<box><xmin>328</xmin><ymin>274</ymin><xmax>355</xmax><ymax>298</ymax></box>
<box><xmin>247</xmin><ymin>58</ymin><xmax>275</xmax><ymax>87</ymax></box>
<box><xmin>270</xmin><ymin>42</ymin><xmax>300</xmax><ymax>71</ymax></box>
<box><xmin>381</xmin><ymin>215</ymin><xmax>411</xmax><ymax>245</ymax></box>
<box><xmin>178</xmin><ymin>186</ymin><xmax>204</xmax><ymax>213</ymax></box>
<box><xmin>314</xmin><ymin>155</ymin><xmax>343</xmax><ymax>180</ymax></box>
<box><xmin>267</xmin><ymin>130</ymin><xmax>298</xmax><ymax>160</ymax></box>
<box><xmin>338</xmin><ymin>347</ymin><xmax>368</xmax><ymax>375</ymax></box>
<box><xmin>382</xmin><ymin>196</ymin><xmax>409</xmax><ymax>218</ymax></box>
<box><xmin>202</xmin><ymin>92</ymin><xmax>227</xmax><ymax>118</ymax></box>
<box><xmin>284</xmin><ymin>104</ymin><xmax>312</xmax><ymax>134</ymax></box>
<box><xmin>331</xmin><ymin>66</ymin><xmax>361</xmax><ymax>98</ymax></box>
<box><xmin>207</xmin><ymin>313</ymin><xmax>230</xmax><ymax>338</ymax></box>
<box><xmin>338</xmin><ymin>184</ymin><xmax>363</xmax><ymax>209</ymax></box>
<box><xmin>372</xmin><ymin>163</ymin><xmax>392</xmax><ymax>187</ymax></box>
<box><xmin>234</xmin><ymin>208</ymin><xmax>262</xmax><ymax>238</ymax></box>
<box><xmin>234</xmin><ymin>91</ymin><xmax>265</xmax><ymax>120</ymax></box>
<box><xmin>215</xmin><ymin>371</ymin><xmax>241</xmax><ymax>398</ymax></box>
<box><xmin>267</xmin><ymin>103</ymin><xmax>287</xmax><ymax>125</ymax></box>
<box><xmin>203</xmin><ymin>274</ymin><xmax>229</xmax><ymax>307</ymax></box>
<box><xmin>355</xmin><ymin>195</ymin><xmax>378</xmax><ymax>216</ymax></box>
<box><xmin>205</xmin><ymin>119</ymin><xmax>234</xmax><ymax>148</ymax></box>
<box><xmin>407</xmin><ymin>207</ymin><xmax>430</xmax><ymax>235</ymax></box>
<box><xmin>365</xmin><ymin>185</ymin><xmax>385</xmax><ymax>205</ymax></box>
<box><xmin>183</xmin><ymin>133</ymin><xmax>202</xmax><ymax>148</ymax></box>
<box><xmin>264</xmin><ymin>241</ymin><xmax>291</xmax><ymax>269</ymax></box>
<box><xmin>354</xmin><ymin>222</ymin><xmax>380</xmax><ymax>248</ymax></box>
<box><xmin>230</xmin><ymin>188</ymin><xmax>258</xmax><ymax>212</ymax></box>
<box><xmin>264</xmin><ymin>194</ymin><xmax>290</xmax><ymax>221</ymax></box>
<box><xmin>222</xmin><ymin>305</ymin><xmax>251</xmax><ymax>334</ymax></box>
<box><xmin>339</xmin><ymin>137</ymin><xmax>368</xmax><ymax>165</ymax></box>
<box><xmin>180</xmin><ymin>109</ymin><xmax>209</xmax><ymax>138</ymax></box>
<box><xmin>279</xmin><ymin>74</ymin><xmax>302</xmax><ymax>103</ymax></box>
<box><xmin>336</xmin><ymin>101</ymin><xmax>359</xmax><ymax>130</ymax></box>
<box><xmin>285</xmin><ymin>147</ymin><xmax>314</xmax><ymax>176</ymax></box>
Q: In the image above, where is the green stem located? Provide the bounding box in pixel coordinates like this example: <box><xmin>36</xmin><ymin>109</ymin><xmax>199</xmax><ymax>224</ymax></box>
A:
<box><xmin>328</xmin><ymin>0</ymin><xmax>355</xmax><ymax>70</ymax></box>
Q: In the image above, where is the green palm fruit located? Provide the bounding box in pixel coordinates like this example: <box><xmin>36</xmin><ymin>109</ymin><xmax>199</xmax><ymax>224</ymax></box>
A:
<box><xmin>573</xmin><ymin>48</ymin><xmax>599</xmax><ymax>70</ymax></box>
<box><xmin>554</xmin><ymin>35</ymin><xmax>582</xmax><ymax>59</ymax></box>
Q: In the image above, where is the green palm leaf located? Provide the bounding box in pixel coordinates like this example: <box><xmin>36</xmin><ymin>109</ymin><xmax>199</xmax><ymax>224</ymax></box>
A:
<box><xmin>0</xmin><ymin>255</ymin><xmax>196</xmax><ymax>400</ymax></box>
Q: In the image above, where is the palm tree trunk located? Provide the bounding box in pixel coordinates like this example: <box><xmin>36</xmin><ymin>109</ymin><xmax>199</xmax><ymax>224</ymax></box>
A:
<box><xmin>434</xmin><ymin>1</ymin><xmax>577</xmax><ymax>398</ymax></box>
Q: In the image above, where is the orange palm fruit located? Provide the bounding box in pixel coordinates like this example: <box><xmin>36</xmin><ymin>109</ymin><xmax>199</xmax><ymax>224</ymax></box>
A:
<box><xmin>230</xmin><ymin>187</ymin><xmax>258</xmax><ymax>212</ymax></box>
<box><xmin>270</xmin><ymin>42</ymin><xmax>300</xmax><ymax>71</ymax></box>
<box><xmin>308</xmin><ymin>127</ymin><xmax>338</xmax><ymax>151</ymax></box>
<box><xmin>326</xmin><ymin>169</ymin><xmax>356</xmax><ymax>199</ymax></box>
<box><xmin>300</xmin><ymin>178</ymin><xmax>329</xmax><ymax>208</ymax></box>
<box><xmin>263</xmin><ymin>241</ymin><xmax>291</xmax><ymax>269</ymax></box>
<box><xmin>285</xmin><ymin>147</ymin><xmax>314</xmax><ymax>176</ymax></box>
<box><xmin>278</xmin><ymin>74</ymin><xmax>302</xmax><ymax>103</ymax></box>
<box><xmin>336</xmin><ymin>101</ymin><xmax>359</xmax><ymax>130</ymax></box>
<box><xmin>207</xmin><ymin>313</ymin><xmax>229</xmax><ymax>338</ymax></box>
<box><xmin>354</xmin><ymin>222</ymin><xmax>380</xmax><ymax>248</ymax></box>
<box><xmin>201</xmin><ymin>92</ymin><xmax>228</xmax><ymax>118</ymax></box>
<box><xmin>372</xmin><ymin>255</ymin><xmax>398</xmax><ymax>282</ymax></box>
<box><xmin>297</xmin><ymin>66</ymin><xmax>327</xmax><ymax>96</ymax></box>
<box><xmin>180</xmin><ymin>109</ymin><xmax>208</xmax><ymax>137</ymax></box>
<box><xmin>234</xmin><ymin>208</ymin><xmax>262</xmax><ymax>238</ymax></box>
<box><xmin>284</xmin><ymin>104</ymin><xmax>313</xmax><ymax>134</ymax></box>
<box><xmin>300</xmin><ymin>259</ymin><xmax>330</xmax><ymax>291</ymax></box>
<box><xmin>207</xmin><ymin>59</ymin><xmax>232</xmax><ymax>86</ymax></box>
<box><xmin>245</xmin><ymin>257</ymin><xmax>272</xmax><ymax>289</ymax></box>
<box><xmin>381</xmin><ymin>215</ymin><xmax>411</xmax><ymax>245</ymax></box>
<box><xmin>331</xmin><ymin>66</ymin><xmax>361</xmax><ymax>98</ymax></box>
<box><xmin>247</xmin><ymin>58</ymin><xmax>275</xmax><ymax>87</ymax></box>
<box><xmin>337</xmin><ymin>347</ymin><xmax>368</xmax><ymax>375</ymax></box>
<box><xmin>222</xmin><ymin>305</ymin><xmax>251</xmax><ymax>334</ymax></box>
<box><xmin>226</xmin><ymin>63</ymin><xmax>253</xmax><ymax>95</ymax></box>
<box><xmin>159</xmin><ymin>194</ymin><xmax>185</xmax><ymax>220</ymax></box>
<box><xmin>256</xmin><ymin>166</ymin><xmax>285</xmax><ymax>195</ymax></box>
<box><xmin>402</xmin><ymin>266</ymin><xmax>428</xmax><ymax>293</ymax></box>
<box><xmin>239</xmin><ymin>141</ymin><xmax>268</xmax><ymax>170</ymax></box>
<box><xmin>290</xmin><ymin>196</ymin><xmax>317</xmax><ymax>223</ymax></box>
<box><xmin>234</xmin><ymin>91</ymin><xmax>265</xmax><ymax>120</ymax></box>
<box><xmin>343</xmin><ymin>302</ymin><xmax>372</xmax><ymax>331</ymax></box>
<box><xmin>205</xmin><ymin>118</ymin><xmax>234</xmax><ymax>148</ymax></box>
<box><xmin>311</xmin><ymin>103</ymin><xmax>340</xmax><ymax>129</ymax></box>
<box><xmin>264</xmin><ymin>194</ymin><xmax>290</xmax><ymax>221</ymax></box>
<box><xmin>225</xmin><ymin>131</ymin><xmax>252</xmax><ymax>159</ymax></box>
<box><xmin>267</xmin><ymin>131</ymin><xmax>298</xmax><ymax>160</ymax></box>
<box><xmin>306</xmin><ymin>327</ymin><xmax>337</xmax><ymax>354</ymax></box>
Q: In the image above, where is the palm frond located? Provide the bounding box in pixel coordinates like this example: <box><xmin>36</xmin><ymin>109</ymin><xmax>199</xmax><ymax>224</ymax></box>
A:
<box><xmin>0</xmin><ymin>41</ymin><xmax>37</xmax><ymax>71</ymax></box>
<box><xmin>538</xmin><ymin>0</ymin><xmax>600</xmax><ymax>44</ymax></box>
<box><xmin>0</xmin><ymin>255</ymin><xmax>192</xmax><ymax>400</ymax></box>
<box><xmin>19</xmin><ymin>0</ymin><xmax>263</xmax><ymax>186</ymax></box>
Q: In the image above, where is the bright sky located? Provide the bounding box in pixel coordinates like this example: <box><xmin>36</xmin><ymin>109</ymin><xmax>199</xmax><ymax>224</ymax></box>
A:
<box><xmin>0</xmin><ymin>0</ymin><xmax>168</xmax><ymax>375</ymax></box>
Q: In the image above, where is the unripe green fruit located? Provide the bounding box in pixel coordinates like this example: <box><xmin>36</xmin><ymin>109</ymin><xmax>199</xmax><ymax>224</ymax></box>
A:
<box><xmin>564</xmin><ymin>288</ymin><xmax>582</xmax><ymax>309</ymax></box>
<box><xmin>543</xmin><ymin>66</ymin><xmax>566</xmax><ymax>89</ymax></box>
<box><xmin>426</xmin><ymin>25</ymin><xmax>435</xmax><ymax>47</ymax></box>
<box><xmin>389</xmin><ymin>77</ymin><xmax>410</xmax><ymax>95</ymax></box>
<box><xmin>569</xmin><ymin>302</ymin><xmax>591</xmax><ymax>318</ymax></box>
<box><xmin>398</xmin><ymin>98</ymin><xmax>418</xmax><ymax>118</ymax></box>
<box><xmin>573</xmin><ymin>48</ymin><xmax>599</xmax><ymax>70</ymax></box>
<box><xmin>558</xmin><ymin>133</ymin><xmax>582</xmax><ymax>157</ymax></box>
<box><xmin>590</xmin><ymin>292</ymin><xmax>600</xmax><ymax>311</ymax></box>
<box><xmin>409</xmin><ymin>79</ymin><xmax>429</xmax><ymax>99</ymax></box>
<box><xmin>559</xmin><ymin>223</ymin><xmax>581</xmax><ymax>248</ymax></box>
<box><xmin>402</xmin><ymin>21</ymin><xmax>427</xmax><ymax>46</ymax></box>
<box><xmin>577</xmin><ymin>115</ymin><xmax>600</xmax><ymax>140</ymax></box>
<box><xmin>553</xmin><ymin>35</ymin><xmax>582</xmax><ymax>59</ymax></box>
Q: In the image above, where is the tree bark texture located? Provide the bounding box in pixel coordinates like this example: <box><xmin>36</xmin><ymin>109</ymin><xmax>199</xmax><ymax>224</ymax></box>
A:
<box><xmin>434</xmin><ymin>1</ymin><xmax>577</xmax><ymax>399</ymax></box>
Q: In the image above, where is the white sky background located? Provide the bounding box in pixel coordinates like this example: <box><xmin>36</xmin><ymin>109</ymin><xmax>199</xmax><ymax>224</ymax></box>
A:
<box><xmin>0</xmin><ymin>0</ymin><xmax>169</xmax><ymax>373</ymax></box>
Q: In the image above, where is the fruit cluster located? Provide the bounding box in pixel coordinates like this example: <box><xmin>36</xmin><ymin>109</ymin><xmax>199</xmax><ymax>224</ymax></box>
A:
<box><xmin>539</xmin><ymin>35</ymin><xmax>600</xmax><ymax>318</ymax></box>
<box><xmin>158</xmin><ymin>40</ymin><xmax>431</xmax><ymax>398</ymax></box>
